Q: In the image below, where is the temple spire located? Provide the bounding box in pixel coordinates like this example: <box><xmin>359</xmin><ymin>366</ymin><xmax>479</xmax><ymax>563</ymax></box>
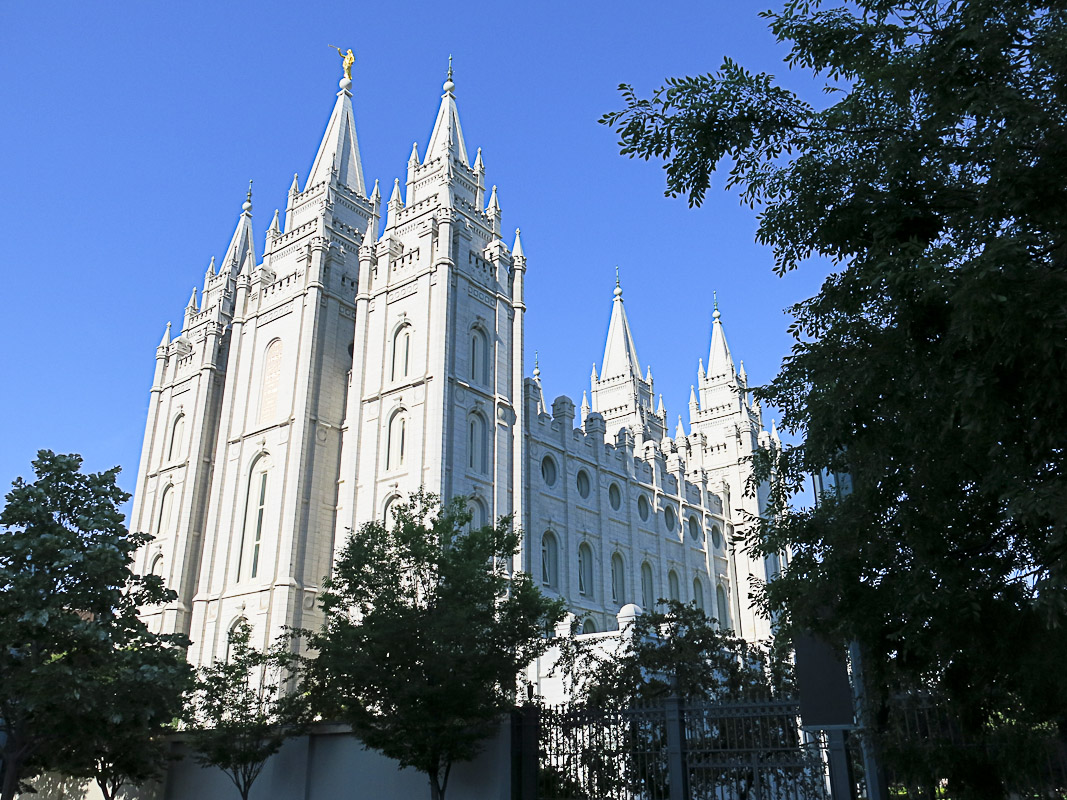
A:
<box><xmin>425</xmin><ymin>58</ymin><xmax>469</xmax><ymax>166</ymax></box>
<box><xmin>221</xmin><ymin>188</ymin><xmax>256</xmax><ymax>276</ymax></box>
<box><xmin>306</xmin><ymin>66</ymin><xmax>367</xmax><ymax>195</ymax></box>
<box><xmin>600</xmin><ymin>279</ymin><xmax>642</xmax><ymax>380</ymax></box>
<box><xmin>708</xmin><ymin>301</ymin><xmax>735</xmax><ymax>378</ymax></box>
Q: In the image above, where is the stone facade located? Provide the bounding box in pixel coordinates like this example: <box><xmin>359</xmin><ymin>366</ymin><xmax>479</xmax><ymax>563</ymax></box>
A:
<box><xmin>130</xmin><ymin>67</ymin><xmax>783</xmax><ymax>666</ymax></box>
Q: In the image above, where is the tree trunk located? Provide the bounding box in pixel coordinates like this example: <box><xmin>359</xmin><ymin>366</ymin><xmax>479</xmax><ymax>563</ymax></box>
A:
<box><xmin>1</xmin><ymin>738</ymin><xmax>25</xmax><ymax>800</ymax></box>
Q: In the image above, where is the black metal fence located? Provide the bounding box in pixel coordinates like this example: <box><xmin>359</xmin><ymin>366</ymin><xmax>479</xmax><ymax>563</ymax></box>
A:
<box><xmin>513</xmin><ymin>697</ymin><xmax>835</xmax><ymax>800</ymax></box>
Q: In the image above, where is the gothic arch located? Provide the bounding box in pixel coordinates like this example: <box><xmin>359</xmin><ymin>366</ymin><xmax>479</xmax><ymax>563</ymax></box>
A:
<box><xmin>237</xmin><ymin>452</ymin><xmax>273</xmax><ymax>582</ymax></box>
<box><xmin>386</xmin><ymin>407</ymin><xmax>408</xmax><ymax>471</ymax></box>
<box><xmin>258</xmin><ymin>338</ymin><xmax>284</xmax><ymax>424</ymax></box>
<box><xmin>577</xmin><ymin>541</ymin><xmax>594</xmax><ymax>598</ymax></box>
<box><xmin>168</xmin><ymin>412</ymin><xmax>185</xmax><ymax>462</ymax></box>
<box><xmin>541</xmin><ymin>530</ymin><xmax>560</xmax><ymax>589</ymax></box>
<box><xmin>467</xmin><ymin>411</ymin><xmax>488</xmax><ymax>473</ymax></box>
<box><xmin>390</xmin><ymin>321</ymin><xmax>413</xmax><ymax>382</ymax></box>
<box><xmin>468</xmin><ymin>324</ymin><xmax>490</xmax><ymax>385</ymax></box>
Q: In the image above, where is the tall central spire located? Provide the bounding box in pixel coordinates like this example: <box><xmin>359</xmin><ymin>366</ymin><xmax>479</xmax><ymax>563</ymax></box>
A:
<box><xmin>306</xmin><ymin>63</ymin><xmax>367</xmax><ymax>195</ymax></box>
<box><xmin>425</xmin><ymin>57</ymin><xmax>469</xmax><ymax>166</ymax></box>
<box><xmin>600</xmin><ymin>278</ymin><xmax>642</xmax><ymax>380</ymax></box>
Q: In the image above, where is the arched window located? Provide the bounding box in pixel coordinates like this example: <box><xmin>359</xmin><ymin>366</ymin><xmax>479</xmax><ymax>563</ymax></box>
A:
<box><xmin>611</xmin><ymin>553</ymin><xmax>625</xmax><ymax>604</ymax></box>
<box><xmin>541</xmin><ymin>531</ymin><xmax>559</xmax><ymax>589</ymax></box>
<box><xmin>470</xmin><ymin>328</ymin><xmax>489</xmax><ymax>385</ymax></box>
<box><xmin>391</xmin><ymin>324</ymin><xmax>412</xmax><ymax>381</ymax></box>
<box><xmin>541</xmin><ymin>456</ymin><xmax>558</xmax><ymax>486</ymax></box>
<box><xmin>387</xmin><ymin>411</ymin><xmax>407</xmax><ymax>470</ymax></box>
<box><xmin>638</xmin><ymin>495</ymin><xmax>650</xmax><ymax>521</ymax></box>
<box><xmin>608</xmin><ymin>483</ymin><xmax>622</xmax><ymax>511</ymax></box>
<box><xmin>641</xmin><ymin>562</ymin><xmax>654</xmax><ymax>609</ymax></box>
<box><xmin>576</xmin><ymin>469</ymin><xmax>591</xmax><ymax>499</ymax></box>
<box><xmin>664</xmin><ymin>504</ymin><xmax>677</xmax><ymax>533</ymax></box>
<box><xmin>581</xmin><ymin>618</ymin><xmax>597</xmax><ymax>635</ymax></box>
<box><xmin>238</xmin><ymin>455</ymin><xmax>271</xmax><ymax>581</ymax></box>
<box><xmin>259</xmin><ymin>339</ymin><xmax>283</xmax><ymax>424</ymax></box>
<box><xmin>578</xmin><ymin>543</ymin><xmax>593</xmax><ymax>597</ymax></box>
<box><xmin>469</xmin><ymin>497</ymin><xmax>488</xmax><ymax>531</ymax></box>
<box><xmin>150</xmin><ymin>553</ymin><xmax>164</xmax><ymax>578</ymax></box>
<box><xmin>711</xmin><ymin>524</ymin><xmax>723</xmax><ymax>549</ymax></box>
<box><xmin>693</xmin><ymin>577</ymin><xmax>706</xmax><ymax>614</ymax></box>
<box><xmin>168</xmin><ymin>414</ymin><xmax>185</xmax><ymax>461</ymax></box>
<box><xmin>468</xmin><ymin>413</ymin><xmax>487</xmax><ymax>473</ymax></box>
<box><xmin>668</xmin><ymin>569</ymin><xmax>680</xmax><ymax>603</ymax></box>
<box><xmin>716</xmin><ymin>584</ymin><xmax>731</xmax><ymax>630</ymax></box>
<box><xmin>156</xmin><ymin>485</ymin><xmax>174</xmax><ymax>538</ymax></box>
<box><xmin>383</xmin><ymin>495</ymin><xmax>398</xmax><ymax>527</ymax></box>
<box><xmin>225</xmin><ymin>617</ymin><xmax>247</xmax><ymax>663</ymax></box>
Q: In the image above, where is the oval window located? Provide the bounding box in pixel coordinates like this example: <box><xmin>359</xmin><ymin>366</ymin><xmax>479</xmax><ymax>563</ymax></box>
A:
<box><xmin>541</xmin><ymin>456</ymin><xmax>558</xmax><ymax>486</ymax></box>
<box><xmin>664</xmin><ymin>505</ymin><xmax>677</xmax><ymax>533</ymax></box>
<box><xmin>608</xmin><ymin>482</ymin><xmax>621</xmax><ymax>510</ymax></box>
<box><xmin>576</xmin><ymin>469</ymin><xmax>591</xmax><ymax>498</ymax></box>
<box><xmin>688</xmin><ymin>516</ymin><xmax>702</xmax><ymax>542</ymax></box>
<box><xmin>638</xmin><ymin>495</ymin><xmax>650</xmax><ymax>521</ymax></box>
<box><xmin>711</xmin><ymin>524</ymin><xmax>723</xmax><ymax>549</ymax></box>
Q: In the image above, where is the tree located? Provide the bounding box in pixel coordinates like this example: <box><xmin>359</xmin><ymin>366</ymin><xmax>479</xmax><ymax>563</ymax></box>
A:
<box><xmin>602</xmin><ymin>1</ymin><xmax>1067</xmax><ymax>794</ymax></box>
<box><xmin>186</xmin><ymin>620</ymin><xmax>308</xmax><ymax>800</ymax></box>
<box><xmin>304</xmin><ymin>491</ymin><xmax>566</xmax><ymax>800</ymax></box>
<box><xmin>0</xmin><ymin>450</ymin><xmax>191</xmax><ymax>800</ymax></box>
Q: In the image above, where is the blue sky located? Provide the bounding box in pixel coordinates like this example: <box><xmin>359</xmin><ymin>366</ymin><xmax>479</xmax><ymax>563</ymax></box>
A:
<box><xmin>0</xmin><ymin>1</ymin><xmax>829</xmax><ymax>511</ymax></box>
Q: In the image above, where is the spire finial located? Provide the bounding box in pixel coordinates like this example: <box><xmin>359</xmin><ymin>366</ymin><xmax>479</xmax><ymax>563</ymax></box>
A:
<box><xmin>713</xmin><ymin>290</ymin><xmax>720</xmax><ymax>320</ymax></box>
<box><xmin>243</xmin><ymin>180</ymin><xmax>253</xmax><ymax>213</ymax></box>
<box><xmin>533</xmin><ymin>350</ymin><xmax>540</xmax><ymax>378</ymax></box>
<box><xmin>443</xmin><ymin>54</ymin><xmax>455</xmax><ymax>93</ymax></box>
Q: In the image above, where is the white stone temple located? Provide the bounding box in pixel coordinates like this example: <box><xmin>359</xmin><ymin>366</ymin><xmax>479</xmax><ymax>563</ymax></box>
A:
<box><xmin>129</xmin><ymin>62</ymin><xmax>783</xmax><ymax>668</ymax></box>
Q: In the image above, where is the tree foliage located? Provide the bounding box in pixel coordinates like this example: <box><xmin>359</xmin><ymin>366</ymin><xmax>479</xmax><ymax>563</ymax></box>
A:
<box><xmin>304</xmin><ymin>491</ymin><xmax>566</xmax><ymax>800</ymax></box>
<box><xmin>186</xmin><ymin>621</ymin><xmax>308</xmax><ymax>800</ymax></box>
<box><xmin>603</xmin><ymin>1</ymin><xmax>1067</xmax><ymax>793</ymax></box>
<box><xmin>0</xmin><ymin>451</ymin><xmax>191</xmax><ymax>800</ymax></box>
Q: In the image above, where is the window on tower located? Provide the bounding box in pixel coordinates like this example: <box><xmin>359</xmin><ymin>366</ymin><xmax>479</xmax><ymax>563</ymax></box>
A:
<box><xmin>386</xmin><ymin>411</ymin><xmax>407</xmax><ymax>471</ymax></box>
<box><xmin>716</xmin><ymin>584</ymin><xmax>731</xmax><ymax>630</ymax></box>
<box><xmin>470</xmin><ymin>328</ymin><xmax>489</xmax><ymax>385</ymax></box>
<box><xmin>238</xmin><ymin>455</ymin><xmax>271</xmax><ymax>581</ymax></box>
<box><xmin>641</xmin><ymin>561</ymin><xmax>654</xmax><ymax>609</ymax></box>
<box><xmin>541</xmin><ymin>531</ymin><xmax>559</xmax><ymax>589</ymax></box>
<box><xmin>259</xmin><ymin>339</ymin><xmax>283</xmax><ymax>424</ymax></box>
<box><xmin>693</xmin><ymin>576</ymin><xmax>706</xmax><ymax>614</ymax></box>
<box><xmin>611</xmin><ymin>553</ymin><xmax>625</xmax><ymax>604</ymax></box>
<box><xmin>392</xmin><ymin>324</ymin><xmax>411</xmax><ymax>381</ymax></box>
<box><xmin>578</xmin><ymin>542</ymin><xmax>594</xmax><ymax>597</ymax></box>
<box><xmin>168</xmin><ymin>413</ymin><xmax>185</xmax><ymax>462</ymax></box>
<box><xmin>468</xmin><ymin>413</ymin><xmax>487</xmax><ymax>473</ymax></box>
<box><xmin>668</xmin><ymin>569</ymin><xmax>680</xmax><ymax>603</ymax></box>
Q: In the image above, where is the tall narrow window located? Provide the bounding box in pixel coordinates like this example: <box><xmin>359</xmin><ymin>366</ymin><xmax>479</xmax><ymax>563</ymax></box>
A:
<box><xmin>392</xmin><ymin>325</ymin><xmax>411</xmax><ymax>381</ymax></box>
<box><xmin>611</xmin><ymin>553</ymin><xmax>625</xmax><ymax>604</ymax></box>
<box><xmin>168</xmin><ymin>414</ymin><xmax>185</xmax><ymax>461</ymax></box>
<box><xmin>668</xmin><ymin>569</ymin><xmax>680</xmax><ymax>603</ymax></box>
<box><xmin>641</xmin><ymin>562</ymin><xmax>654</xmax><ymax>609</ymax></box>
<box><xmin>387</xmin><ymin>412</ymin><xmax>406</xmax><ymax>470</ymax></box>
<box><xmin>150</xmin><ymin>554</ymin><xmax>164</xmax><ymax>578</ymax></box>
<box><xmin>238</xmin><ymin>455</ymin><xmax>271</xmax><ymax>581</ymax></box>
<box><xmin>156</xmin><ymin>485</ymin><xmax>174</xmax><ymax>538</ymax></box>
<box><xmin>383</xmin><ymin>495</ymin><xmax>398</xmax><ymax>527</ymax></box>
<box><xmin>259</xmin><ymin>340</ymin><xmax>283</xmax><ymax>424</ymax></box>
<box><xmin>578</xmin><ymin>543</ymin><xmax>593</xmax><ymax>597</ymax></box>
<box><xmin>693</xmin><ymin>577</ymin><xmax>706</xmax><ymax>614</ymax></box>
<box><xmin>541</xmin><ymin>531</ymin><xmax>559</xmax><ymax>589</ymax></box>
<box><xmin>470</xmin><ymin>328</ymin><xmax>489</xmax><ymax>384</ymax></box>
<box><xmin>716</xmin><ymin>584</ymin><xmax>731</xmax><ymax>630</ymax></box>
<box><xmin>469</xmin><ymin>498</ymin><xmax>488</xmax><ymax>531</ymax></box>
<box><xmin>468</xmin><ymin>414</ymin><xmax>487</xmax><ymax>473</ymax></box>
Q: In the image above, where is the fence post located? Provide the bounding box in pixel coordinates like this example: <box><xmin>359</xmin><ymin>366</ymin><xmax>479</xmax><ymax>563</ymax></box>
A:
<box><xmin>516</xmin><ymin>704</ymin><xmax>539</xmax><ymax>800</ymax></box>
<box><xmin>664</xmin><ymin>693</ymin><xmax>690</xmax><ymax>800</ymax></box>
<box><xmin>825</xmin><ymin>729</ymin><xmax>855</xmax><ymax>800</ymax></box>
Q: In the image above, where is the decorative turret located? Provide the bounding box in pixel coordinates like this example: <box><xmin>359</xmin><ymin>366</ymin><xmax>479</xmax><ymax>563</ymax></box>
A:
<box><xmin>486</xmin><ymin>185</ymin><xmax>501</xmax><ymax>238</ymax></box>
<box><xmin>512</xmin><ymin>228</ymin><xmax>525</xmax><ymax>263</ymax></box>
<box><xmin>385</xmin><ymin>178</ymin><xmax>403</xmax><ymax>232</ymax></box>
<box><xmin>473</xmin><ymin>147</ymin><xmax>485</xmax><ymax>209</ymax></box>
<box><xmin>532</xmin><ymin>352</ymin><xmax>547</xmax><ymax>414</ymax></box>
<box><xmin>158</xmin><ymin>321</ymin><xmax>171</xmax><ymax>352</ymax></box>
<box><xmin>285</xmin><ymin>173</ymin><xmax>300</xmax><ymax>231</ymax></box>
<box><xmin>306</xmin><ymin>63</ymin><xmax>367</xmax><ymax>195</ymax></box>
<box><xmin>266</xmin><ymin>209</ymin><xmax>280</xmax><ymax>248</ymax></box>
<box><xmin>221</xmin><ymin>185</ymin><xmax>256</xmax><ymax>277</ymax></box>
<box><xmin>204</xmin><ymin>256</ymin><xmax>216</xmax><ymax>281</ymax></box>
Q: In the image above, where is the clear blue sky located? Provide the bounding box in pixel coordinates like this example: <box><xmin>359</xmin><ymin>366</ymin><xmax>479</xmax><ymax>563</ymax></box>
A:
<box><xmin>0</xmin><ymin>1</ymin><xmax>829</xmax><ymax>513</ymax></box>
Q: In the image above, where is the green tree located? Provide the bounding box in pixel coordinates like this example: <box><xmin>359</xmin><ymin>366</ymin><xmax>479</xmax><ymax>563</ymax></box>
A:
<box><xmin>186</xmin><ymin>620</ymin><xmax>308</xmax><ymax>800</ymax></box>
<box><xmin>602</xmin><ymin>1</ymin><xmax>1067</xmax><ymax>794</ymax></box>
<box><xmin>304</xmin><ymin>491</ymin><xmax>566</xmax><ymax>800</ymax></box>
<box><xmin>0</xmin><ymin>450</ymin><xmax>191</xmax><ymax>800</ymax></box>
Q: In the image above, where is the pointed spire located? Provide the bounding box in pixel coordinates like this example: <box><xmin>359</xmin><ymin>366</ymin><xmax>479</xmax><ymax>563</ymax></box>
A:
<box><xmin>426</xmin><ymin>58</ymin><xmax>469</xmax><ymax>166</ymax></box>
<box><xmin>307</xmin><ymin>70</ymin><xmax>367</xmax><ymax>195</ymax></box>
<box><xmin>238</xmin><ymin>247</ymin><xmax>255</xmax><ymax>278</ymax></box>
<box><xmin>698</xmin><ymin>358</ymin><xmax>706</xmax><ymax>379</ymax></box>
<box><xmin>739</xmin><ymin>359</ymin><xmax>748</xmax><ymax>385</ymax></box>
<box><xmin>657</xmin><ymin>394</ymin><xmax>665</xmax><ymax>416</ymax></box>
<box><xmin>512</xmin><ymin>228</ymin><xmax>524</xmax><ymax>260</ymax></box>
<box><xmin>600</xmin><ymin>277</ymin><xmax>643</xmax><ymax>381</ymax></box>
<box><xmin>532</xmin><ymin>350</ymin><xmax>546</xmax><ymax>412</ymax></box>
<box><xmin>222</xmin><ymin>187</ymin><xmax>256</xmax><ymax>275</ymax></box>
<box><xmin>646</xmin><ymin>365</ymin><xmax>653</xmax><ymax>384</ymax></box>
<box><xmin>187</xmin><ymin>286</ymin><xmax>198</xmax><ymax>311</ymax></box>
<box><xmin>267</xmin><ymin>209</ymin><xmax>280</xmax><ymax>241</ymax></box>
<box><xmin>371</xmin><ymin>178</ymin><xmax>381</xmax><ymax>203</ymax></box>
<box><xmin>386</xmin><ymin>178</ymin><xmax>403</xmax><ymax>230</ymax></box>
<box><xmin>591</xmin><ymin>362</ymin><xmax>598</xmax><ymax>382</ymax></box>
<box><xmin>486</xmin><ymin>185</ymin><xmax>501</xmax><ymax>237</ymax></box>
<box><xmin>409</xmin><ymin>141</ymin><xmax>420</xmax><ymax>166</ymax></box>
<box><xmin>771</xmin><ymin>419</ymin><xmax>782</xmax><ymax>448</ymax></box>
<box><xmin>289</xmin><ymin>172</ymin><xmax>300</xmax><ymax>196</ymax></box>
<box><xmin>708</xmin><ymin>300</ymin><xmax>735</xmax><ymax>378</ymax></box>
<box><xmin>689</xmin><ymin>385</ymin><xmax>698</xmax><ymax>405</ymax></box>
<box><xmin>159</xmin><ymin>321</ymin><xmax>171</xmax><ymax>349</ymax></box>
<box><xmin>205</xmin><ymin>256</ymin><xmax>216</xmax><ymax>279</ymax></box>
<box><xmin>473</xmin><ymin>147</ymin><xmax>484</xmax><ymax>172</ymax></box>
<box><xmin>581</xmin><ymin>390</ymin><xmax>590</xmax><ymax>418</ymax></box>
<box><xmin>676</xmin><ymin>416</ymin><xmax>686</xmax><ymax>440</ymax></box>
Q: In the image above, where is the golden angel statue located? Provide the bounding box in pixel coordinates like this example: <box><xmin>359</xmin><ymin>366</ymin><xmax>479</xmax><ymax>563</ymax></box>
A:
<box><xmin>329</xmin><ymin>46</ymin><xmax>355</xmax><ymax>81</ymax></box>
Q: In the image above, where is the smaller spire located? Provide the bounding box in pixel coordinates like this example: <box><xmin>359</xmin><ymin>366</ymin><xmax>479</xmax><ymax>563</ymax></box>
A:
<box><xmin>770</xmin><ymin>419</ymin><xmax>782</xmax><ymax>448</ymax></box>
<box><xmin>513</xmin><ymin>228</ymin><xmax>524</xmax><ymax>259</ymax></box>
<box><xmin>267</xmin><ymin>209</ymin><xmax>280</xmax><ymax>236</ymax></box>
<box><xmin>591</xmin><ymin>362</ymin><xmax>598</xmax><ymax>382</ymax></box>
<box><xmin>409</xmin><ymin>141</ymin><xmax>420</xmax><ymax>165</ymax></box>
<box><xmin>289</xmin><ymin>173</ymin><xmax>300</xmax><ymax>196</ymax></box>
<box><xmin>646</xmin><ymin>365</ymin><xmax>653</xmax><ymax>384</ymax></box>
<box><xmin>187</xmin><ymin>287</ymin><xmax>198</xmax><ymax>311</ymax></box>
<box><xmin>386</xmin><ymin>178</ymin><xmax>403</xmax><ymax>230</ymax></box>
<box><xmin>698</xmin><ymin>358</ymin><xmax>706</xmax><ymax>379</ymax></box>
<box><xmin>739</xmin><ymin>360</ymin><xmax>748</xmax><ymax>384</ymax></box>
<box><xmin>389</xmin><ymin>177</ymin><xmax>402</xmax><ymax>205</ymax></box>
<box><xmin>486</xmin><ymin>185</ymin><xmax>501</xmax><ymax>237</ymax></box>
<box><xmin>581</xmin><ymin>390</ymin><xmax>590</xmax><ymax>414</ymax></box>
<box><xmin>205</xmin><ymin>256</ymin><xmax>216</xmax><ymax>279</ymax></box>
<box><xmin>676</xmin><ymin>416</ymin><xmax>686</xmax><ymax>440</ymax></box>
<box><xmin>159</xmin><ymin>321</ymin><xmax>171</xmax><ymax>348</ymax></box>
<box><xmin>371</xmin><ymin>178</ymin><xmax>381</xmax><ymax>202</ymax></box>
<box><xmin>689</xmin><ymin>385</ymin><xmax>697</xmax><ymax>405</ymax></box>
<box><xmin>238</xmin><ymin>248</ymin><xmax>254</xmax><ymax>278</ymax></box>
<box><xmin>657</xmin><ymin>394</ymin><xmax>665</xmax><ymax>416</ymax></box>
<box><xmin>473</xmin><ymin>147</ymin><xmax>484</xmax><ymax>172</ymax></box>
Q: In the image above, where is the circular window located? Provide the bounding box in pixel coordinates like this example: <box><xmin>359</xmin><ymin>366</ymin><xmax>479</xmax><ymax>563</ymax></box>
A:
<box><xmin>711</xmin><ymin>524</ymin><xmax>723</xmax><ymax>549</ymax></box>
<box><xmin>688</xmin><ymin>516</ymin><xmax>702</xmax><ymax>542</ymax></box>
<box><xmin>638</xmin><ymin>495</ymin><xmax>650</xmax><ymax>521</ymax></box>
<box><xmin>608</xmin><ymin>483</ymin><xmax>622</xmax><ymax>510</ymax></box>
<box><xmin>576</xmin><ymin>469</ymin><xmax>591</xmax><ymax>498</ymax></box>
<box><xmin>664</xmin><ymin>505</ymin><xmax>677</xmax><ymax>533</ymax></box>
<box><xmin>541</xmin><ymin>456</ymin><xmax>557</xmax><ymax>486</ymax></box>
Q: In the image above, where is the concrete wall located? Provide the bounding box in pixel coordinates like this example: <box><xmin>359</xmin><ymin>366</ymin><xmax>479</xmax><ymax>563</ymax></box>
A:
<box><xmin>24</xmin><ymin>722</ymin><xmax>511</xmax><ymax>800</ymax></box>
